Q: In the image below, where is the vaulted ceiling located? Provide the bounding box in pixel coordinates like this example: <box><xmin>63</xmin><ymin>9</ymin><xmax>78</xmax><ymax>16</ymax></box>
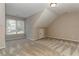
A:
<box><xmin>6</xmin><ymin>3</ymin><xmax>79</xmax><ymax>27</ymax></box>
<box><xmin>34</xmin><ymin>3</ymin><xmax>79</xmax><ymax>27</ymax></box>
<box><xmin>6</xmin><ymin>3</ymin><xmax>79</xmax><ymax>18</ymax></box>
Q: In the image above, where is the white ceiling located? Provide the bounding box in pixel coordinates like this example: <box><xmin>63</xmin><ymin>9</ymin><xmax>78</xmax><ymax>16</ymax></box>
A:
<box><xmin>6</xmin><ymin>3</ymin><xmax>79</xmax><ymax>27</ymax></box>
<box><xmin>48</xmin><ymin>3</ymin><xmax>79</xmax><ymax>16</ymax></box>
<box><xmin>6</xmin><ymin>3</ymin><xmax>48</xmax><ymax>18</ymax></box>
<box><xmin>34</xmin><ymin>3</ymin><xmax>79</xmax><ymax>27</ymax></box>
<box><xmin>6</xmin><ymin>3</ymin><xmax>79</xmax><ymax>18</ymax></box>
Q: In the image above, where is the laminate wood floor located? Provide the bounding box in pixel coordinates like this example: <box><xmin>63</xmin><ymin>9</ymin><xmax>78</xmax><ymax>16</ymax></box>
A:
<box><xmin>36</xmin><ymin>38</ymin><xmax>79</xmax><ymax>56</ymax></box>
<box><xmin>1</xmin><ymin>38</ymin><xmax>78</xmax><ymax>56</ymax></box>
<box><xmin>0</xmin><ymin>39</ymin><xmax>60</xmax><ymax>56</ymax></box>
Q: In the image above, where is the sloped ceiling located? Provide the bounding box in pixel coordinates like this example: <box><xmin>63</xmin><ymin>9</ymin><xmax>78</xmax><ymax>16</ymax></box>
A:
<box><xmin>34</xmin><ymin>8</ymin><xmax>57</xmax><ymax>27</ymax></box>
<box><xmin>34</xmin><ymin>3</ymin><xmax>79</xmax><ymax>27</ymax></box>
<box><xmin>6</xmin><ymin>3</ymin><xmax>79</xmax><ymax>27</ymax></box>
<box><xmin>49</xmin><ymin>3</ymin><xmax>79</xmax><ymax>15</ymax></box>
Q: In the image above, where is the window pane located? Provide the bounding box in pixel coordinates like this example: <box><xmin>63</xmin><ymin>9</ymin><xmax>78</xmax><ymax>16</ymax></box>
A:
<box><xmin>17</xmin><ymin>20</ymin><xmax>24</xmax><ymax>34</ymax></box>
<box><xmin>6</xmin><ymin>19</ymin><xmax>16</xmax><ymax>35</ymax></box>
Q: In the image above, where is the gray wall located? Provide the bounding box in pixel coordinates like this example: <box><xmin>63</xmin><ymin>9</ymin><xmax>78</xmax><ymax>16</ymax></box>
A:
<box><xmin>25</xmin><ymin>12</ymin><xmax>42</xmax><ymax>40</ymax></box>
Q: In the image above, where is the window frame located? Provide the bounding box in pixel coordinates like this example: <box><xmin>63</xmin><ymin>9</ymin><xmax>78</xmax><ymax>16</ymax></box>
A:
<box><xmin>6</xmin><ymin>18</ymin><xmax>25</xmax><ymax>35</ymax></box>
<box><xmin>16</xmin><ymin>20</ymin><xmax>25</xmax><ymax>34</ymax></box>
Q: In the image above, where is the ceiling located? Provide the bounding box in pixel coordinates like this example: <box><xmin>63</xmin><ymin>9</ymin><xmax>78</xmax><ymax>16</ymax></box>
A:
<box><xmin>48</xmin><ymin>3</ymin><xmax>79</xmax><ymax>16</ymax></box>
<box><xmin>5</xmin><ymin>3</ymin><xmax>48</xmax><ymax>18</ymax></box>
<box><xmin>6</xmin><ymin>3</ymin><xmax>79</xmax><ymax>18</ymax></box>
<box><xmin>5</xmin><ymin>3</ymin><xmax>79</xmax><ymax>18</ymax></box>
<box><xmin>6</xmin><ymin>3</ymin><xmax>79</xmax><ymax>27</ymax></box>
<box><xmin>34</xmin><ymin>3</ymin><xmax>79</xmax><ymax>27</ymax></box>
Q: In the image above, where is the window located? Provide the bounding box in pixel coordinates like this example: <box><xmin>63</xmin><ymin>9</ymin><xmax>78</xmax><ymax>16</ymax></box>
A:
<box><xmin>17</xmin><ymin>20</ymin><xmax>24</xmax><ymax>34</ymax></box>
<box><xmin>6</xmin><ymin>19</ymin><xmax>16</xmax><ymax>35</ymax></box>
<box><xmin>6</xmin><ymin>19</ymin><xmax>24</xmax><ymax>35</ymax></box>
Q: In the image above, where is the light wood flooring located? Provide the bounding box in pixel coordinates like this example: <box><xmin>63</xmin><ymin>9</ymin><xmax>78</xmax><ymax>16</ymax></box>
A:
<box><xmin>0</xmin><ymin>38</ymin><xmax>79</xmax><ymax>56</ymax></box>
<box><xmin>36</xmin><ymin>38</ymin><xmax>79</xmax><ymax>56</ymax></box>
<box><xmin>0</xmin><ymin>39</ymin><xmax>60</xmax><ymax>56</ymax></box>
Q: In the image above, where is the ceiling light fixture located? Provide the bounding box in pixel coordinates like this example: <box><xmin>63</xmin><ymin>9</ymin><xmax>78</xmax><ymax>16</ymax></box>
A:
<box><xmin>50</xmin><ymin>3</ymin><xmax>57</xmax><ymax>7</ymax></box>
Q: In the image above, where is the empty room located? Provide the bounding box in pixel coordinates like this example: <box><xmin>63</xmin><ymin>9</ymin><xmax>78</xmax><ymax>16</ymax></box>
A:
<box><xmin>1</xmin><ymin>3</ymin><xmax>79</xmax><ymax>56</ymax></box>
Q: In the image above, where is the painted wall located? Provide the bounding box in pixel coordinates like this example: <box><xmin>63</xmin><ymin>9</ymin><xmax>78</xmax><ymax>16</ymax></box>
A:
<box><xmin>0</xmin><ymin>3</ymin><xmax>5</xmax><ymax>49</ymax></box>
<box><xmin>32</xmin><ymin>9</ymin><xmax>57</xmax><ymax>40</ymax></box>
<box><xmin>25</xmin><ymin>9</ymin><xmax>57</xmax><ymax>40</ymax></box>
<box><xmin>25</xmin><ymin>12</ymin><xmax>42</xmax><ymax>40</ymax></box>
<box><xmin>47</xmin><ymin>12</ymin><xmax>79</xmax><ymax>42</ymax></box>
